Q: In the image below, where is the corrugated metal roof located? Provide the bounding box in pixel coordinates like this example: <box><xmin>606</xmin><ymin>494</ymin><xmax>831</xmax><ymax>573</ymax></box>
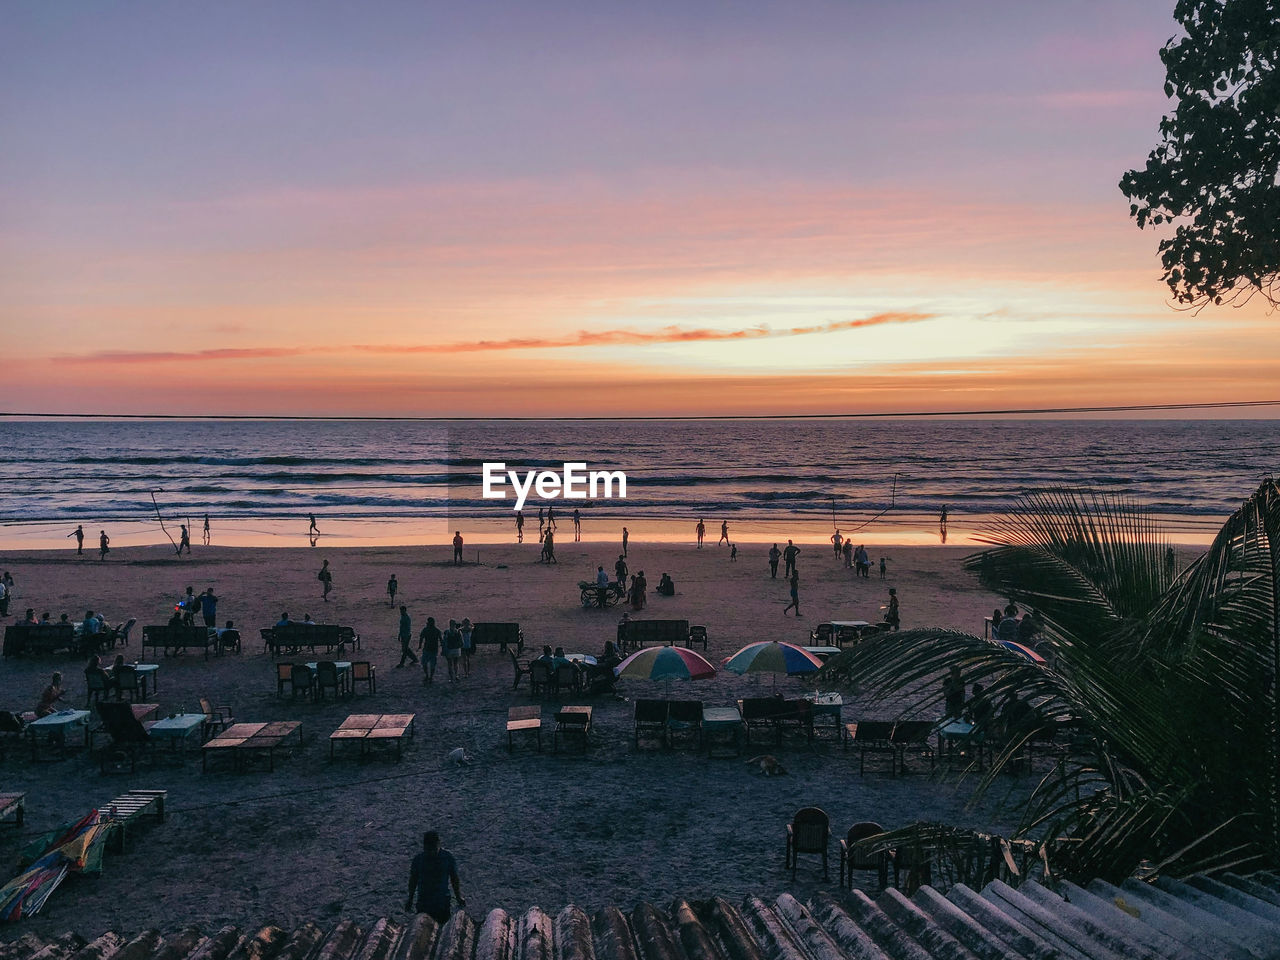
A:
<box><xmin>5</xmin><ymin>872</ymin><xmax>1280</xmax><ymax>960</ymax></box>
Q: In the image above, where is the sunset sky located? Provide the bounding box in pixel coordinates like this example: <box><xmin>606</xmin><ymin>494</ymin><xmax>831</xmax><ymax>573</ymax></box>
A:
<box><xmin>3</xmin><ymin>1</ymin><xmax>1276</xmax><ymax>417</ymax></box>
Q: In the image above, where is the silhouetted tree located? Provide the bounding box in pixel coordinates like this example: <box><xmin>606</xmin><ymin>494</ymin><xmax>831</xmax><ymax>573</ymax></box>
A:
<box><xmin>1120</xmin><ymin>1</ymin><xmax>1280</xmax><ymax>309</ymax></box>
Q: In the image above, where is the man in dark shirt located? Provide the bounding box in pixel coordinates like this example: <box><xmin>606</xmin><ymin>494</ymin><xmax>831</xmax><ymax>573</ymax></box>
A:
<box><xmin>397</xmin><ymin>606</ymin><xmax>417</xmax><ymax>667</ymax></box>
<box><xmin>405</xmin><ymin>831</ymin><xmax>464</xmax><ymax>924</ymax></box>
<box><xmin>419</xmin><ymin>616</ymin><xmax>441</xmax><ymax>684</ymax></box>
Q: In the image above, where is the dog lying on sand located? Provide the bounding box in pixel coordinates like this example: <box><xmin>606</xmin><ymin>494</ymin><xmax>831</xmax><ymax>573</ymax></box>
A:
<box><xmin>447</xmin><ymin>747</ymin><xmax>476</xmax><ymax>766</ymax></box>
<box><xmin>746</xmin><ymin>754</ymin><xmax>787</xmax><ymax>776</ymax></box>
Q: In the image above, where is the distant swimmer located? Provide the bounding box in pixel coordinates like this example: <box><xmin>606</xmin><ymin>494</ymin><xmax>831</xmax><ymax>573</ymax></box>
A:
<box><xmin>69</xmin><ymin>524</ymin><xmax>85</xmax><ymax>556</ymax></box>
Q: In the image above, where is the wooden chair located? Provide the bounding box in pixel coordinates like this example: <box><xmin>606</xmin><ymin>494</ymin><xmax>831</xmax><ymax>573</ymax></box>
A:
<box><xmin>351</xmin><ymin>661</ymin><xmax>376</xmax><ymax>694</ymax></box>
<box><xmin>529</xmin><ymin>661</ymin><xmax>553</xmax><ymax>698</ymax></box>
<box><xmin>508</xmin><ymin>650</ymin><xmax>531</xmax><ymax>691</ymax></box>
<box><xmin>634</xmin><ymin>699</ymin><xmax>668</xmax><ymax>746</ymax></box>
<box><xmin>840</xmin><ymin>821</ymin><xmax>888</xmax><ymax>890</ymax></box>
<box><xmin>114</xmin><ymin>664</ymin><xmax>141</xmax><ymax>703</ymax></box>
<box><xmin>276</xmin><ymin>662</ymin><xmax>294</xmax><ymax>696</ymax></box>
<box><xmin>314</xmin><ymin>661</ymin><xmax>342</xmax><ymax>700</ymax></box>
<box><xmin>289</xmin><ymin>664</ymin><xmax>315</xmax><ymax>700</ymax></box>
<box><xmin>785</xmin><ymin>807</ymin><xmax>830</xmax><ymax>880</ymax></box>
<box><xmin>199</xmin><ymin>697</ymin><xmax>234</xmax><ymax>738</ymax></box>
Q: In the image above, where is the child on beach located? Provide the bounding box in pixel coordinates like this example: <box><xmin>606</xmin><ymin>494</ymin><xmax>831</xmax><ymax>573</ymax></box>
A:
<box><xmin>729</xmin><ymin>543</ymin><xmax>737</xmax><ymax>562</ymax></box>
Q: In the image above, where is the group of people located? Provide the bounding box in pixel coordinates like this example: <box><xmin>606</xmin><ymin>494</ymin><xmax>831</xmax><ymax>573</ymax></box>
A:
<box><xmin>173</xmin><ymin>585</ymin><xmax>220</xmax><ymax>627</ymax></box>
<box><xmin>517</xmin><ymin>506</ymin><xmax>583</xmax><ymax>543</ymax></box>
<box><xmin>394</xmin><ymin>609</ymin><xmax>474</xmax><ymax>685</ymax></box>
<box><xmin>533</xmin><ymin>641</ymin><xmax>622</xmax><ymax>696</ymax></box>
<box><xmin>694</xmin><ymin>519</ymin><xmax>731</xmax><ymax>549</ymax></box>
<box><xmin>829</xmin><ymin>532</ymin><xmax>877</xmax><ymax>577</ymax></box>
<box><xmin>67</xmin><ymin>525</ymin><xmax>111</xmax><ymax>560</ymax></box>
<box><xmin>991</xmin><ymin>603</ymin><xmax>1043</xmax><ymax>646</ymax></box>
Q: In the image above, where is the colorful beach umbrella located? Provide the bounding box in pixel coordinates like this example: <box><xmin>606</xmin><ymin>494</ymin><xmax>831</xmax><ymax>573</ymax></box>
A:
<box><xmin>993</xmin><ymin>639</ymin><xmax>1046</xmax><ymax>663</ymax></box>
<box><xmin>614</xmin><ymin>646</ymin><xmax>716</xmax><ymax>681</ymax></box>
<box><xmin>722</xmin><ymin>641</ymin><xmax>824</xmax><ymax>676</ymax></box>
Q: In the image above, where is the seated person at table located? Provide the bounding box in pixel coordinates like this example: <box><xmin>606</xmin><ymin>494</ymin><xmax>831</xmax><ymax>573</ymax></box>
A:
<box><xmin>586</xmin><ymin>641</ymin><xmax>622</xmax><ymax>695</ymax></box>
<box><xmin>656</xmin><ymin>573</ymin><xmax>675</xmax><ymax>596</ymax></box>
<box><xmin>550</xmin><ymin>646</ymin><xmax>577</xmax><ymax>670</ymax></box>
<box><xmin>534</xmin><ymin>645</ymin><xmax>555</xmax><ymax>668</ymax></box>
<box><xmin>36</xmin><ymin>672</ymin><xmax>67</xmax><ymax>717</ymax></box>
<box><xmin>84</xmin><ymin>654</ymin><xmax>111</xmax><ymax>691</ymax></box>
<box><xmin>964</xmin><ymin>682</ymin><xmax>994</xmax><ymax>731</ymax></box>
<box><xmin>595</xmin><ymin>565</ymin><xmax>610</xmax><ymax>587</ymax></box>
<box><xmin>276</xmin><ymin>612</ymin><xmax>292</xmax><ymax>627</ymax></box>
<box><xmin>217</xmin><ymin>619</ymin><xmax>241</xmax><ymax>652</ymax></box>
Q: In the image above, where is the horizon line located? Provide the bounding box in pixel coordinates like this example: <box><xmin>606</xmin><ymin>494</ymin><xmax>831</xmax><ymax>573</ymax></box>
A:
<box><xmin>1</xmin><ymin>400</ymin><xmax>1279</xmax><ymax>421</ymax></box>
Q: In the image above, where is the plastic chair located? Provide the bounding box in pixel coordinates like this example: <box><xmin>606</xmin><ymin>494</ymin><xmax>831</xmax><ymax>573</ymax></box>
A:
<box><xmin>785</xmin><ymin>807</ymin><xmax>830</xmax><ymax>880</ymax></box>
<box><xmin>315</xmin><ymin>661</ymin><xmax>341</xmax><ymax>700</ymax></box>
<box><xmin>85</xmin><ymin>670</ymin><xmax>110</xmax><ymax>705</ymax></box>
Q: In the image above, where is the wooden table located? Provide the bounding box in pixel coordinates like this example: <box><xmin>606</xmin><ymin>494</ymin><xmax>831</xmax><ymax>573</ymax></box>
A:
<box><xmin>202</xmin><ymin>721</ymin><xmax>302</xmax><ymax>772</ymax></box>
<box><xmin>329</xmin><ymin>714</ymin><xmax>415</xmax><ymax>761</ymax></box>
<box><xmin>506</xmin><ymin>705</ymin><xmax>541</xmax><ymax>753</ymax></box>
<box><xmin>554</xmin><ymin>705</ymin><xmax>592</xmax><ymax>752</ymax></box>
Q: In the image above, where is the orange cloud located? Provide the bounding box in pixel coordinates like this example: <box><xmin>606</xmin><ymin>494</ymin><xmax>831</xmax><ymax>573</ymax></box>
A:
<box><xmin>57</xmin><ymin>312</ymin><xmax>932</xmax><ymax>364</ymax></box>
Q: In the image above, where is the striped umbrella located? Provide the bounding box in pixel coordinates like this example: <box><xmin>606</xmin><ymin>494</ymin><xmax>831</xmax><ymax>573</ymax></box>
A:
<box><xmin>722</xmin><ymin>641</ymin><xmax>824</xmax><ymax>677</ymax></box>
<box><xmin>993</xmin><ymin>639</ymin><xmax>1046</xmax><ymax>663</ymax></box>
<box><xmin>614</xmin><ymin>646</ymin><xmax>716</xmax><ymax>681</ymax></box>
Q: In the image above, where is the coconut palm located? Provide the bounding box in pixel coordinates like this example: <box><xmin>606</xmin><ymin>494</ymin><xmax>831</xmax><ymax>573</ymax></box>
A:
<box><xmin>823</xmin><ymin>480</ymin><xmax>1280</xmax><ymax>885</ymax></box>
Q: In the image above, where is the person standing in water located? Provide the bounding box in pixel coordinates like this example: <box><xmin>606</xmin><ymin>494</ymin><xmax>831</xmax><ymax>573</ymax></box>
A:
<box><xmin>202</xmin><ymin>514</ymin><xmax>211</xmax><ymax>545</ymax></box>
<box><xmin>515</xmin><ymin>510</ymin><xmax>524</xmax><ymax>543</ymax></box>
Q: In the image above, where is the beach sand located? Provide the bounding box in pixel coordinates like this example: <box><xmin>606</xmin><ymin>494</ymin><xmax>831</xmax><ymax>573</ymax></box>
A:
<box><xmin>0</xmin><ymin>537</ymin><xmax>1038</xmax><ymax>938</ymax></box>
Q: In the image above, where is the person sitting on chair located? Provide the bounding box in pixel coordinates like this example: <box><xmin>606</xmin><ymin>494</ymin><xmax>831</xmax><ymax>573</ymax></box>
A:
<box><xmin>656</xmin><ymin>573</ymin><xmax>675</xmax><ymax>596</ymax></box>
<box><xmin>276</xmin><ymin>612</ymin><xmax>292</xmax><ymax>628</ymax></box>
<box><xmin>36</xmin><ymin>672</ymin><xmax>66</xmax><ymax>718</ymax></box>
<box><xmin>84</xmin><ymin>654</ymin><xmax>111</xmax><ymax>695</ymax></box>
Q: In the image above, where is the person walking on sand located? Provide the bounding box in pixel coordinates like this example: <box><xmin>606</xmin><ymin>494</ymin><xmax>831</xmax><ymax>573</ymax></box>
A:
<box><xmin>405</xmin><ymin>831</ymin><xmax>464</xmax><ymax>924</ymax></box>
<box><xmin>547</xmin><ymin>505</ymin><xmax>557</xmax><ymax>531</ymax></box>
<box><xmin>784</xmin><ymin>571</ymin><xmax>801</xmax><ymax>617</ymax></box>
<box><xmin>452</xmin><ymin>531</ymin><xmax>464</xmax><ymax>565</ymax></box>
<box><xmin>460</xmin><ymin>617</ymin><xmax>474</xmax><ymax>676</ymax></box>
<box><xmin>308</xmin><ymin>514</ymin><xmax>319</xmax><ymax>536</ymax></box>
<box><xmin>442</xmin><ymin>619</ymin><xmax>463</xmax><ymax>682</ymax></box>
<box><xmin>843</xmin><ymin>539</ymin><xmax>854</xmax><ymax>568</ymax></box>
<box><xmin>621</xmin><ymin>526</ymin><xmax>629</xmax><ymax>557</ymax></box>
<box><xmin>515</xmin><ymin>509</ymin><xmax>524</xmax><ymax>543</ymax></box>
<box><xmin>885</xmin><ymin>587</ymin><xmax>900</xmax><ymax>631</ymax></box>
<box><xmin>318</xmin><ymin>559</ymin><xmax>333</xmax><ymax>602</ymax></box>
<box><xmin>202</xmin><ymin>514</ymin><xmax>210</xmax><ymax>545</ymax></box>
<box><xmin>98</xmin><ymin>530</ymin><xmax>110</xmax><ymax>561</ymax></box>
<box><xmin>783</xmin><ymin>539</ymin><xmax>799</xmax><ymax>578</ymax></box>
<box><xmin>419</xmin><ymin>616</ymin><xmax>440</xmax><ymax>684</ymax></box>
<box><xmin>718</xmin><ymin>520</ymin><xmax>729</xmax><ymax>546</ymax></box>
<box><xmin>541</xmin><ymin>528</ymin><xmax>557</xmax><ymax>563</ymax></box>
<box><xmin>538</xmin><ymin>507</ymin><xmax>545</xmax><ymax>539</ymax></box>
<box><xmin>615</xmin><ymin>554</ymin><xmax>628</xmax><ymax>587</ymax></box>
<box><xmin>572</xmin><ymin>508</ymin><xmax>581</xmax><ymax>541</ymax></box>
<box><xmin>696</xmin><ymin>519</ymin><xmax>705</xmax><ymax>548</ymax></box>
<box><xmin>178</xmin><ymin>524</ymin><xmax>191</xmax><ymax>555</ymax></box>
<box><xmin>387</xmin><ymin>574</ymin><xmax>398</xmax><ymax>606</ymax></box>
<box><xmin>768</xmin><ymin>543</ymin><xmax>781</xmax><ymax>578</ymax></box>
<box><xmin>396</xmin><ymin>605</ymin><xmax>418</xmax><ymax>668</ymax></box>
<box><xmin>70</xmin><ymin>524</ymin><xmax>85</xmax><ymax>555</ymax></box>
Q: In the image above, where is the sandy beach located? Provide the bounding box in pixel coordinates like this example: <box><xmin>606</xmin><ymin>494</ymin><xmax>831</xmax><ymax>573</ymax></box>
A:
<box><xmin>0</xmin><ymin>536</ymin><xmax>1048</xmax><ymax>938</ymax></box>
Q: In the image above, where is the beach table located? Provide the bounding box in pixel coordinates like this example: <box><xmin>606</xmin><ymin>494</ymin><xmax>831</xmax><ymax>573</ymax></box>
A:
<box><xmin>329</xmin><ymin>713</ymin><xmax>415</xmax><ymax>761</ymax></box>
<box><xmin>306</xmin><ymin>660</ymin><xmax>352</xmax><ymax>696</ymax></box>
<box><xmin>938</xmin><ymin>719</ymin><xmax>981</xmax><ymax>769</ymax></box>
<box><xmin>806</xmin><ymin>692</ymin><xmax>843</xmax><ymax>741</ymax></box>
<box><xmin>554</xmin><ymin>705</ymin><xmax>592</xmax><ymax>753</ymax></box>
<box><xmin>803</xmin><ymin>646</ymin><xmax>841</xmax><ymax>663</ymax></box>
<box><xmin>202</xmin><ymin>721</ymin><xmax>302</xmax><ymax>772</ymax></box>
<box><xmin>29</xmin><ymin>709</ymin><xmax>92</xmax><ymax>759</ymax></box>
<box><xmin>149</xmin><ymin>713</ymin><xmax>206</xmax><ymax>755</ymax></box>
<box><xmin>131</xmin><ymin>663</ymin><xmax>160</xmax><ymax>698</ymax></box>
<box><xmin>507</xmin><ymin>705</ymin><xmax>541</xmax><ymax>753</ymax></box>
<box><xmin>703</xmin><ymin>706</ymin><xmax>743</xmax><ymax>757</ymax></box>
<box><xmin>828</xmin><ymin>620</ymin><xmax>870</xmax><ymax>646</ymax></box>
<box><xmin>564</xmin><ymin>654</ymin><xmax>597</xmax><ymax>666</ymax></box>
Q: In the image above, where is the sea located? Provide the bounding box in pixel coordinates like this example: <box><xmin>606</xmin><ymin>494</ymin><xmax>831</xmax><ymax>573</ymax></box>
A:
<box><xmin>1</xmin><ymin>418</ymin><xmax>1276</xmax><ymax>550</ymax></box>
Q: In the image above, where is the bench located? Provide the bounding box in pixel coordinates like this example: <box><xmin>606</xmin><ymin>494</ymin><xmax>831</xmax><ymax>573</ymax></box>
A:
<box><xmin>263</xmin><ymin>623</ymin><xmax>357</xmax><ymax>656</ymax></box>
<box><xmin>506</xmin><ymin>706</ymin><xmax>541</xmax><ymax>753</ymax></box>
<box><xmin>470</xmin><ymin>622</ymin><xmax>524</xmax><ymax>653</ymax></box>
<box><xmin>102</xmin><ymin>788</ymin><xmax>166</xmax><ymax>852</ymax></box>
<box><xmin>0</xmin><ymin>792</ymin><xmax>24</xmax><ymax>827</ymax></box>
<box><xmin>619</xmin><ymin>619</ymin><xmax>690</xmax><ymax>651</ymax></box>
<box><xmin>142</xmin><ymin>624</ymin><xmax>217</xmax><ymax>659</ymax></box>
<box><xmin>3</xmin><ymin>624</ymin><xmax>77</xmax><ymax>658</ymax></box>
